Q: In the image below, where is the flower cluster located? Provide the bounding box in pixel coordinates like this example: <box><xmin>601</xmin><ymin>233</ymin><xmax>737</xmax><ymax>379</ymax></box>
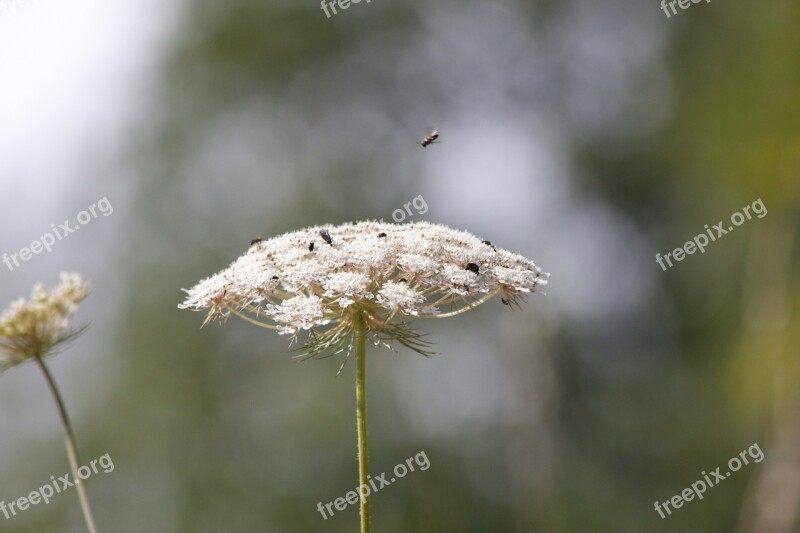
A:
<box><xmin>179</xmin><ymin>221</ymin><xmax>548</xmax><ymax>356</ymax></box>
<box><xmin>0</xmin><ymin>273</ymin><xmax>91</xmax><ymax>372</ymax></box>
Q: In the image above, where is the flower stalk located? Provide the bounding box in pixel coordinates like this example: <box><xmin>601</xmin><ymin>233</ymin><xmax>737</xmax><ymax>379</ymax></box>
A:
<box><xmin>33</xmin><ymin>353</ymin><xmax>98</xmax><ymax>533</ymax></box>
<box><xmin>355</xmin><ymin>312</ymin><xmax>370</xmax><ymax>533</ymax></box>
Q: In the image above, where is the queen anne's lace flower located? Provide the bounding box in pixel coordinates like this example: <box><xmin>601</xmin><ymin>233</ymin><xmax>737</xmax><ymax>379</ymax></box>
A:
<box><xmin>0</xmin><ymin>273</ymin><xmax>91</xmax><ymax>372</ymax></box>
<box><xmin>272</xmin><ymin>294</ymin><xmax>330</xmax><ymax>334</ymax></box>
<box><xmin>376</xmin><ymin>281</ymin><xmax>425</xmax><ymax>315</ymax></box>
<box><xmin>179</xmin><ymin>221</ymin><xmax>548</xmax><ymax>356</ymax></box>
<box><xmin>324</xmin><ymin>272</ymin><xmax>372</xmax><ymax>309</ymax></box>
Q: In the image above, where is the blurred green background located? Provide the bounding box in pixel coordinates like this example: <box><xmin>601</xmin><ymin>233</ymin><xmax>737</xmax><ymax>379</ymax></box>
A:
<box><xmin>1</xmin><ymin>0</ymin><xmax>799</xmax><ymax>531</ymax></box>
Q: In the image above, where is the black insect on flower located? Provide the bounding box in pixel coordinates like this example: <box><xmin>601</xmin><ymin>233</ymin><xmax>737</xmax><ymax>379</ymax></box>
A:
<box><xmin>320</xmin><ymin>229</ymin><xmax>333</xmax><ymax>245</ymax></box>
<box><xmin>465</xmin><ymin>263</ymin><xmax>480</xmax><ymax>274</ymax></box>
<box><xmin>418</xmin><ymin>129</ymin><xmax>440</xmax><ymax>148</ymax></box>
<box><xmin>378</xmin><ymin>232</ymin><xmax>387</xmax><ymax>238</ymax></box>
<box><xmin>251</xmin><ymin>238</ymin><xmax>262</xmax><ymax>246</ymax></box>
<box><xmin>308</xmin><ymin>242</ymin><xmax>315</xmax><ymax>252</ymax></box>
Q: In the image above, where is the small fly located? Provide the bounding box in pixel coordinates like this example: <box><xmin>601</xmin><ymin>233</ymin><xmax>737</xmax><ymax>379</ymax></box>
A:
<box><xmin>464</xmin><ymin>262</ymin><xmax>479</xmax><ymax>274</ymax></box>
<box><xmin>418</xmin><ymin>129</ymin><xmax>440</xmax><ymax>148</ymax></box>
<box><xmin>320</xmin><ymin>229</ymin><xmax>333</xmax><ymax>245</ymax></box>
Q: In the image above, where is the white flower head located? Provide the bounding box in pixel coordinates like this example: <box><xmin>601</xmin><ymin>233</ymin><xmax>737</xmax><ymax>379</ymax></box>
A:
<box><xmin>179</xmin><ymin>221</ymin><xmax>548</xmax><ymax>357</ymax></box>
<box><xmin>376</xmin><ymin>281</ymin><xmax>425</xmax><ymax>315</ymax></box>
<box><xmin>0</xmin><ymin>273</ymin><xmax>91</xmax><ymax>373</ymax></box>
<box><xmin>323</xmin><ymin>271</ymin><xmax>372</xmax><ymax>309</ymax></box>
<box><xmin>271</xmin><ymin>294</ymin><xmax>331</xmax><ymax>334</ymax></box>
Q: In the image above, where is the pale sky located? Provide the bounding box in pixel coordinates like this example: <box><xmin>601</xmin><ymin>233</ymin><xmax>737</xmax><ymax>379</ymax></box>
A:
<box><xmin>0</xmin><ymin>0</ymin><xmax>178</xmax><ymax>221</ymax></box>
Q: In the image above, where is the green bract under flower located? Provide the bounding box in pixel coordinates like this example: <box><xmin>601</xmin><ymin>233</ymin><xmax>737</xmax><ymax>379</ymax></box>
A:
<box><xmin>0</xmin><ymin>273</ymin><xmax>91</xmax><ymax>373</ymax></box>
<box><xmin>179</xmin><ymin>221</ymin><xmax>548</xmax><ymax>357</ymax></box>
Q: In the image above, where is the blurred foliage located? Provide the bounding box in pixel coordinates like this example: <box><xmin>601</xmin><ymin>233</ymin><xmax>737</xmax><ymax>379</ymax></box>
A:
<box><xmin>2</xmin><ymin>0</ymin><xmax>799</xmax><ymax>532</ymax></box>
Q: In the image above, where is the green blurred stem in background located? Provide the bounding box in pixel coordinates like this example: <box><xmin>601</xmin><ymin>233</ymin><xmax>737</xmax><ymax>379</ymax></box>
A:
<box><xmin>355</xmin><ymin>313</ymin><xmax>370</xmax><ymax>533</ymax></box>
<box><xmin>34</xmin><ymin>354</ymin><xmax>99</xmax><ymax>533</ymax></box>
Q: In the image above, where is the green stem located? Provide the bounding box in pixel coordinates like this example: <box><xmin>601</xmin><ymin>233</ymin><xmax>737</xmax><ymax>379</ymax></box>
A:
<box><xmin>355</xmin><ymin>314</ymin><xmax>370</xmax><ymax>533</ymax></box>
<box><xmin>34</xmin><ymin>355</ymin><xmax>99</xmax><ymax>533</ymax></box>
